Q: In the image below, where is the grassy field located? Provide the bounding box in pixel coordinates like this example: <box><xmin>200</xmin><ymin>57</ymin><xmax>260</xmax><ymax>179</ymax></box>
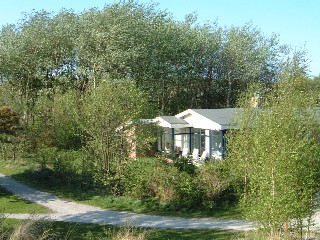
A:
<box><xmin>2</xmin><ymin>160</ymin><xmax>320</xmax><ymax>239</ymax></box>
<box><xmin>0</xmin><ymin>218</ymin><xmax>246</xmax><ymax>240</ymax></box>
<box><xmin>0</xmin><ymin>182</ymin><xmax>245</xmax><ymax>240</ymax></box>
<box><xmin>0</xmin><ymin>186</ymin><xmax>50</xmax><ymax>214</ymax></box>
<box><xmin>0</xmin><ymin>159</ymin><xmax>248</xmax><ymax>239</ymax></box>
<box><xmin>0</xmin><ymin>160</ymin><xmax>243</xmax><ymax>219</ymax></box>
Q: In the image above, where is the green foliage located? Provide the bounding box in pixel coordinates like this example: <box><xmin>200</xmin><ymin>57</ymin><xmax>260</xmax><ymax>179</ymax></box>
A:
<box><xmin>33</xmin><ymin>148</ymin><xmax>89</xmax><ymax>187</ymax></box>
<box><xmin>0</xmin><ymin>10</ymin><xmax>78</xmax><ymax>125</ymax></box>
<box><xmin>173</xmin><ymin>157</ymin><xmax>197</xmax><ymax>176</ymax></box>
<box><xmin>51</xmin><ymin>150</ymin><xmax>84</xmax><ymax>184</ymax></box>
<box><xmin>122</xmin><ymin>157</ymin><xmax>232</xmax><ymax>211</ymax></box>
<box><xmin>0</xmin><ymin>0</ymin><xmax>313</xmax><ymax>217</ymax></box>
<box><xmin>173</xmin><ymin>161</ymin><xmax>233</xmax><ymax>211</ymax></box>
<box><xmin>50</xmin><ymin>91</ymin><xmax>82</xmax><ymax>150</ymax></box>
<box><xmin>0</xmin><ymin>159</ymin><xmax>242</xmax><ymax>219</ymax></box>
<box><xmin>0</xmin><ymin>1</ymin><xmax>308</xmax><ymax>117</ymax></box>
<box><xmin>24</xmin><ymin>90</ymin><xmax>81</xmax><ymax>151</ymax></box>
<box><xmin>34</xmin><ymin>146</ymin><xmax>58</xmax><ymax>170</ymax></box>
<box><xmin>0</xmin><ymin>219</ymin><xmax>243</xmax><ymax>240</ymax></box>
<box><xmin>77</xmin><ymin>79</ymin><xmax>149</xmax><ymax>190</ymax></box>
<box><xmin>227</xmin><ymin>76</ymin><xmax>320</xmax><ymax>233</ymax></box>
<box><xmin>0</xmin><ymin>105</ymin><xmax>22</xmax><ymax>161</ymax></box>
<box><xmin>122</xmin><ymin>158</ymin><xmax>178</xmax><ymax>202</ymax></box>
<box><xmin>197</xmin><ymin>162</ymin><xmax>232</xmax><ymax>208</ymax></box>
<box><xmin>173</xmin><ymin>171</ymin><xmax>203</xmax><ymax>209</ymax></box>
<box><xmin>0</xmin><ymin>106</ymin><xmax>19</xmax><ymax>135</ymax></box>
<box><xmin>51</xmin><ymin>120</ymin><xmax>82</xmax><ymax>150</ymax></box>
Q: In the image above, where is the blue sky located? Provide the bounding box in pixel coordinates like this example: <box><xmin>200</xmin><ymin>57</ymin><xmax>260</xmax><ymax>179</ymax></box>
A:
<box><xmin>0</xmin><ymin>0</ymin><xmax>319</xmax><ymax>76</ymax></box>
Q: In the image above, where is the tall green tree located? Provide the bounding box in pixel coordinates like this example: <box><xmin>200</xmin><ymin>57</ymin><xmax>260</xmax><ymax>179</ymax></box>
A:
<box><xmin>0</xmin><ymin>105</ymin><xmax>20</xmax><ymax>160</ymax></box>
<box><xmin>0</xmin><ymin>1</ymin><xmax>309</xmax><ymax>116</ymax></box>
<box><xmin>0</xmin><ymin>83</ymin><xmax>25</xmax><ymax>160</ymax></box>
<box><xmin>217</xmin><ymin>24</ymin><xmax>283</xmax><ymax>107</ymax></box>
<box><xmin>0</xmin><ymin>10</ymin><xmax>77</xmax><ymax>125</ymax></box>
<box><xmin>227</xmin><ymin>75</ymin><xmax>320</xmax><ymax>236</ymax></box>
<box><xmin>76</xmin><ymin>79</ymin><xmax>150</xmax><ymax>189</ymax></box>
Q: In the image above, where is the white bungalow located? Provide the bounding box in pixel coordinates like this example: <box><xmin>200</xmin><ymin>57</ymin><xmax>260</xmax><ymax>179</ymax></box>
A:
<box><xmin>155</xmin><ymin>108</ymin><xmax>242</xmax><ymax>160</ymax></box>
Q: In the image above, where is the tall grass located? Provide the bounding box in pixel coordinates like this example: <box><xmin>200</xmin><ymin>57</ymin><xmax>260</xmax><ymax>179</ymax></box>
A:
<box><xmin>111</xmin><ymin>226</ymin><xmax>147</xmax><ymax>240</ymax></box>
<box><xmin>1</xmin><ymin>220</ymin><xmax>50</xmax><ymax>240</ymax></box>
<box><xmin>1</xmin><ymin>219</ymin><xmax>147</xmax><ymax>240</ymax></box>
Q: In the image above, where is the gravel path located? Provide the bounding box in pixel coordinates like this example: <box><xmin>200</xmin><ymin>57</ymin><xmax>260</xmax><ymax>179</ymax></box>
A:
<box><xmin>2</xmin><ymin>172</ymin><xmax>320</xmax><ymax>231</ymax></box>
<box><xmin>0</xmin><ymin>173</ymin><xmax>255</xmax><ymax>231</ymax></box>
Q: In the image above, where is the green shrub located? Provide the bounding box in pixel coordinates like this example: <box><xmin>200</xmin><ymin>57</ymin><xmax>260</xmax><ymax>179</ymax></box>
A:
<box><xmin>173</xmin><ymin>171</ymin><xmax>203</xmax><ymax>210</ymax></box>
<box><xmin>148</xmin><ymin>164</ymin><xmax>178</xmax><ymax>202</ymax></box>
<box><xmin>52</xmin><ymin>150</ymin><xmax>84</xmax><ymax>185</ymax></box>
<box><xmin>52</xmin><ymin>120</ymin><xmax>82</xmax><ymax>150</ymax></box>
<box><xmin>122</xmin><ymin>158</ymin><xmax>157</xmax><ymax>199</ymax></box>
<box><xmin>173</xmin><ymin>156</ymin><xmax>197</xmax><ymax>176</ymax></box>
<box><xmin>122</xmin><ymin>158</ymin><xmax>178</xmax><ymax>202</ymax></box>
<box><xmin>33</xmin><ymin>147</ymin><xmax>89</xmax><ymax>187</ymax></box>
<box><xmin>171</xmin><ymin>160</ymin><xmax>236</xmax><ymax>211</ymax></box>
<box><xmin>196</xmin><ymin>162</ymin><xmax>231</xmax><ymax>208</ymax></box>
<box><xmin>35</xmin><ymin>147</ymin><xmax>58</xmax><ymax>170</ymax></box>
<box><xmin>121</xmin><ymin>157</ymin><xmax>235</xmax><ymax>211</ymax></box>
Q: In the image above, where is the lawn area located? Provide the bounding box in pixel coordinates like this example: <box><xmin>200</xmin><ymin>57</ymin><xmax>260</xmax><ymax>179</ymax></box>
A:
<box><xmin>0</xmin><ymin>219</ymin><xmax>246</xmax><ymax>240</ymax></box>
<box><xmin>0</xmin><ymin>160</ymin><xmax>243</xmax><ymax>219</ymax></box>
<box><xmin>0</xmin><ymin>161</ymin><xmax>251</xmax><ymax>240</ymax></box>
<box><xmin>0</xmin><ymin>186</ymin><xmax>50</xmax><ymax>214</ymax></box>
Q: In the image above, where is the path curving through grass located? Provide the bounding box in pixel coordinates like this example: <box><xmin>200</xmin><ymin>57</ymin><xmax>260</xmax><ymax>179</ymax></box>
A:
<box><xmin>0</xmin><ymin>172</ymin><xmax>254</xmax><ymax>231</ymax></box>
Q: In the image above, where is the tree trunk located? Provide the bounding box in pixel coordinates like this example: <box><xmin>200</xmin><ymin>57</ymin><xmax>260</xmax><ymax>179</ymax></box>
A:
<box><xmin>227</xmin><ymin>70</ymin><xmax>232</xmax><ymax>108</ymax></box>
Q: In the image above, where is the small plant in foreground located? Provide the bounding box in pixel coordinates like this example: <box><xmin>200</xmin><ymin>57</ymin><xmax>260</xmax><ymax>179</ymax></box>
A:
<box><xmin>111</xmin><ymin>225</ymin><xmax>147</xmax><ymax>240</ymax></box>
<box><xmin>7</xmin><ymin>220</ymin><xmax>51</xmax><ymax>240</ymax></box>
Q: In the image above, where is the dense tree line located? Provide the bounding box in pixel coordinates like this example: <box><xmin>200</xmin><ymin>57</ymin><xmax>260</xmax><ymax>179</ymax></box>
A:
<box><xmin>0</xmin><ymin>1</ymin><xmax>308</xmax><ymax>117</ymax></box>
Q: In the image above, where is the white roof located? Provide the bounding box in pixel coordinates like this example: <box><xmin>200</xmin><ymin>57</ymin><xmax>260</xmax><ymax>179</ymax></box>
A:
<box><xmin>156</xmin><ymin>108</ymin><xmax>241</xmax><ymax>130</ymax></box>
<box><xmin>155</xmin><ymin>116</ymin><xmax>192</xmax><ymax>128</ymax></box>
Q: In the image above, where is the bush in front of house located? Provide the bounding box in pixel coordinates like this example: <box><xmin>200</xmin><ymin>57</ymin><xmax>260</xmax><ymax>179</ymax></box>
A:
<box><xmin>32</xmin><ymin>147</ymin><xmax>91</xmax><ymax>188</ymax></box>
<box><xmin>173</xmin><ymin>156</ymin><xmax>197</xmax><ymax>176</ymax></box>
<box><xmin>196</xmin><ymin>161</ymin><xmax>233</xmax><ymax>209</ymax></box>
<box><xmin>172</xmin><ymin>160</ymin><xmax>233</xmax><ymax>211</ymax></box>
<box><xmin>121</xmin><ymin>158</ymin><xmax>178</xmax><ymax>202</ymax></box>
<box><xmin>121</xmin><ymin>157</ymin><xmax>232</xmax><ymax>211</ymax></box>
